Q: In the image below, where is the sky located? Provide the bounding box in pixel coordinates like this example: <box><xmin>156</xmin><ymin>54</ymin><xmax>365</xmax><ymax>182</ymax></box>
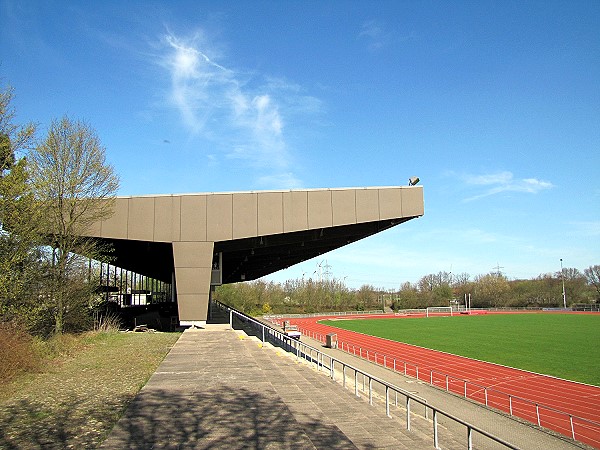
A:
<box><xmin>1</xmin><ymin>0</ymin><xmax>599</xmax><ymax>289</ymax></box>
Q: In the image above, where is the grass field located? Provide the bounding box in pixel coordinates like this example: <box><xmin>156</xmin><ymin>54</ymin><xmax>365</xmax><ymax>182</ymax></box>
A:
<box><xmin>0</xmin><ymin>331</ymin><xmax>180</xmax><ymax>449</ymax></box>
<box><xmin>321</xmin><ymin>313</ymin><xmax>600</xmax><ymax>386</ymax></box>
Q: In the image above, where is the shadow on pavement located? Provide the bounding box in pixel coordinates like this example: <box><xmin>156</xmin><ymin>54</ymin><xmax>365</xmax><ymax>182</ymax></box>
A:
<box><xmin>99</xmin><ymin>386</ymin><xmax>364</xmax><ymax>450</ymax></box>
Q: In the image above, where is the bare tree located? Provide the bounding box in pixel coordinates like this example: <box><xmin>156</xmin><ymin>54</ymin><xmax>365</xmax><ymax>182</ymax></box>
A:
<box><xmin>29</xmin><ymin>116</ymin><xmax>119</xmax><ymax>334</ymax></box>
<box><xmin>584</xmin><ymin>265</ymin><xmax>600</xmax><ymax>299</ymax></box>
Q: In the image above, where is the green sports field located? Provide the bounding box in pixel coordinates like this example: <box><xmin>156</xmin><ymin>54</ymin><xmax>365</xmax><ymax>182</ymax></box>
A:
<box><xmin>320</xmin><ymin>313</ymin><xmax>600</xmax><ymax>386</ymax></box>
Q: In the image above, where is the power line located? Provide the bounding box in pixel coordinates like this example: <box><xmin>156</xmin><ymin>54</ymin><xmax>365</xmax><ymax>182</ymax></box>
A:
<box><xmin>492</xmin><ymin>263</ymin><xmax>505</xmax><ymax>276</ymax></box>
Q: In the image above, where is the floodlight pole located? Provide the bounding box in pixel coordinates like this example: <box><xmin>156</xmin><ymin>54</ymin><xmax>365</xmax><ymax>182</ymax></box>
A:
<box><xmin>560</xmin><ymin>258</ymin><xmax>567</xmax><ymax>309</ymax></box>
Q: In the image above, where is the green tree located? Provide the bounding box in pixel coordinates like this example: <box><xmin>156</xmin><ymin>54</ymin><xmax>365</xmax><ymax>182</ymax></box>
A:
<box><xmin>397</xmin><ymin>281</ymin><xmax>420</xmax><ymax>309</ymax></box>
<box><xmin>29</xmin><ymin>116</ymin><xmax>119</xmax><ymax>334</ymax></box>
<box><xmin>0</xmin><ymin>85</ymin><xmax>45</xmax><ymax>329</ymax></box>
<box><xmin>355</xmin><ymin>284</ymin><xmax>377</xmax><ymax>310</ymax></box>
<box><xmin>418</xmin><ymin>271</ymin><xmax>453</xmax><ymax>306</ymax></box>
<box><xmin>558</xmin><ymin>267</ymin><xmax>590</xmax><ymax>305</ymax></box>
<box><xmin>472</xmin><ymin>273</ymin><xmax>510</xmax><ymax>307</ymax></box>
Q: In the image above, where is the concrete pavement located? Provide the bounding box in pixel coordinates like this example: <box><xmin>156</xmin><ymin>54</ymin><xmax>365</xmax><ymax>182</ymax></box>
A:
<box><xmin>99</xmin><ymin>325</ymin><xmax>588</xmax><ymax>449</ymax></box>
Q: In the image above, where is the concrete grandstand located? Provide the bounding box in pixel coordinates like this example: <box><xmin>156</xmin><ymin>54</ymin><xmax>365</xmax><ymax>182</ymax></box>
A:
<box><xmin>81</xmin><ymin>186</ymin><xmax>424</xmax><ymax>326</ymax></box>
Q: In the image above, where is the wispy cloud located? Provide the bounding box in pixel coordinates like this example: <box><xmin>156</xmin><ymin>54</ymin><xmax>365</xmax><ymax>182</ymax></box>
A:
<box><xmin>162</xmin><ymin>33</ymin><xmax>234</xmax><ymax>132</ymax></box>
<box><xmin>158</xmin><ymin>30</ymin><xmax>319</xmax><ymax>188</ymax></box>
<box><xmin>227</xmin><ymin>93</ymin><xmax>287</xmax><ymax>169</ymax></box>
<box><xmin>358</xmin><ymin>20</ymin><xmax>387</xmax><ymax>51</ymax></box>
<box><xmin>458</xmin><ymin>171</ymin><xmax>553</xmax><ymax>201</ymax></box>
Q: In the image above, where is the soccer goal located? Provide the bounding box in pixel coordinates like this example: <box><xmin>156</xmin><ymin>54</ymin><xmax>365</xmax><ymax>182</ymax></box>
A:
<box><xmin>426</xmin><ymin>306</ymin><xmax>453</xmax><ymax>317</ymax></box>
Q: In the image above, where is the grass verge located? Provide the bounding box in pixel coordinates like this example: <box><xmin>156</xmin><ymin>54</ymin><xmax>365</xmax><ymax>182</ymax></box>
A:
<box><xmin>321</xmin><ymin>313</ymin><xmax>600</xmax><ymax>386</ymax></box>
<box><xmin>0</xmin><ymin>331</ymin><xmax>180</xmax><ymax>449</ymax></box>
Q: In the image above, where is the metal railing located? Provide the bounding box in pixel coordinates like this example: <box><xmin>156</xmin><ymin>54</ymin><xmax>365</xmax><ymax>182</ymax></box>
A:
<box><xmin>289</xmin><ymin>325</ymin><xmax>600</xmax><ymax>448</ymax></box>
<box><xmin>218</xmin><ymin>302</ymin><xmax>521</xmax><ymax>450</ymax></box>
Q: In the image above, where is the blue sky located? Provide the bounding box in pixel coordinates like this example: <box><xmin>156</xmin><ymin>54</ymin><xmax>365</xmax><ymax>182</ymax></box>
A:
<box><xmin>1</xmin><ymin>0</ymin><xmax>599</xmax><ymax>289</ymax></box>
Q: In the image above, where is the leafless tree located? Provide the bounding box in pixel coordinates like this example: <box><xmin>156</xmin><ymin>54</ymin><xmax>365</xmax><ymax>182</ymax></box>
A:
<box><xmin>29</xmin><ymin>116</ymin><xmax>119</xmax><ymax>334</ymax></box>
<box><xmin>584</xmin><ymin>265</ymin><xmax>600</xmax><ymax>299</ymax></box>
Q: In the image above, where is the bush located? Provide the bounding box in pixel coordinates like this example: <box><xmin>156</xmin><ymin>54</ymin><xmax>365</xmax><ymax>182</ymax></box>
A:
<box><xmin>36</xmin><ymin>332</ymin><xmax>83</xmax><ymax>360</ymax></box>
<box><xmin>93</xmin><ymin>312</ymin><xmax>122</xmax><ymax>333</ymax></box>
<box><xmin>0</xmin><ymin>321</ymin><xmax>42</xmax><ymax>384</ymax></box>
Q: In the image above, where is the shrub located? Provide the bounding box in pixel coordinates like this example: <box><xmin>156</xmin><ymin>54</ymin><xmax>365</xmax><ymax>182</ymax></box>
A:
<box><xmin>0</xmin><ymin>321</ymin><xmax>41</xmax><ymax>383</ymax></box>
<box><xmin>93</xmin><ymin>312</ymin><xmax>122</xmax><ymax>333</ymax></box>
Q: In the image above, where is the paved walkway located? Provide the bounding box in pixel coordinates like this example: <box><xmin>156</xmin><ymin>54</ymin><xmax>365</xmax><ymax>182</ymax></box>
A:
<box><xmin>100</xmin><ymin>326</ymin><xmax>587</xmax><ymax>449</ymax></box>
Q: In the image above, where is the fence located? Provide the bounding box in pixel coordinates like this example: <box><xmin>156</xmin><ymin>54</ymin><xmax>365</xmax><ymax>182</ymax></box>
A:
<box><xmin>291</xmin><ymin>325</ymin><xmax>600</xmax><ymax>448</ymax></box>
<box><xmin>265</xmin><ymin>306</ymin><xmax>563</xmax><ymax>323</ymax></box>
<box><xmin>218</xmin><ymin>302</ymin><xmax>521</xmax><ymax>450</ymax></box>
<box><xmin>572</xmin><ymin>304</ymin><xmax>600</xmax><ymax>312</ymax></box>
<box><xmin>264</xmin><ymin>309</ymin><xmax>384</xmax><ymax>320</ymax></box>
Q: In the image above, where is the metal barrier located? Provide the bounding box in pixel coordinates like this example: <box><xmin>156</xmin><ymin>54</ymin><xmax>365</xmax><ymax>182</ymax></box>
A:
<box><xmin>290</xmin><ymin>330</ymin><xmax>600</xmax><ymax>447</ymax></box>
<box><xmin>218</xmin><ymin>302</ymin><xmax>520</xmax><ymax>450</ymax></box>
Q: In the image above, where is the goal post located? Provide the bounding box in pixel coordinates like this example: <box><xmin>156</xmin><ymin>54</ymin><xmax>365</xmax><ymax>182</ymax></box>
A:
<box><xmin>426</xmin><ymin>306</ymin><xmax>453</xmax><ymax>317</ymax></box>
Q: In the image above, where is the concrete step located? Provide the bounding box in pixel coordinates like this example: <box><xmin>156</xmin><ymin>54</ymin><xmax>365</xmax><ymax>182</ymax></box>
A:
<box><xmin>238</xmin><ymin>333</ymin><xmax>452</xmax><ymax>449</ymax></box>
<box><xmin>101</xmin><ymin>329</ymin><xmax>508</xmax><ymax>449</ymax></box>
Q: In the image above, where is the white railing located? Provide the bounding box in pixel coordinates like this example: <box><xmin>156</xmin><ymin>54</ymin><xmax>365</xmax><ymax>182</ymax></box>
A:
<box><xmin>217</xmin><ymin>302</ymin><xmax>521</xmax><ymax>450</ymax></box>
<box><xmin>290</xmin><ymin>326</ymin><xmax>600</xmax><ymax>448</ymax></box>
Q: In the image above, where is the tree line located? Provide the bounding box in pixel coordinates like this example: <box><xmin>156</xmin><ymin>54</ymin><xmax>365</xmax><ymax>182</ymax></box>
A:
<box><xmin>0</xmin><ymin>84</ymin><xmax>119</xmax><ymax>337</ymax></box>
<box><xmin>214</xmin><ymin>265</ymin><xmax>600</xmax><ymax>316</ymax></box>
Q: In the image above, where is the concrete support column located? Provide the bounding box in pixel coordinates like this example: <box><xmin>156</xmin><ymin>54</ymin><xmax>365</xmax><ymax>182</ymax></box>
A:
<box><xmin>173</xmin><ymin>241</ymin><xmax>214</xmax><ymax>327</ymax></box>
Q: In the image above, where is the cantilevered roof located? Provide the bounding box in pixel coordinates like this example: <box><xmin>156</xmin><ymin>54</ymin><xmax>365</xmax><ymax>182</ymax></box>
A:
<box><xmin>84</xmin><ymin>186</ymin><xmax>424</xmax><ymax>284</ymax></box>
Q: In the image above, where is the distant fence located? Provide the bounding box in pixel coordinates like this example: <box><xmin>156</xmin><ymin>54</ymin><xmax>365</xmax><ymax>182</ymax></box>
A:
<box><xmin>572</xmin><ymin>303</ymin><xmax>600</xmax><ymax>312</ymax></box>
<box><xmin>265</xmin><ymin>306</ymin><xmax>554</xmax><ymax>322</ymax></box>
<box><xmin>265</xmin><ymin>309</ymin><xmax>384</xmax><ymax>320</ymax></box>
<box><xmin>218</xmin><ymin>302</ymin><xmax>521</xmax><ymax>450</ymax></box>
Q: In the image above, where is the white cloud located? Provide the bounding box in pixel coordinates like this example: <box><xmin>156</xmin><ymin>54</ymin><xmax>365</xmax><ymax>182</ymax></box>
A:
<box><xmin>227</xmin><ymin>92</ymin><xmax>288</xmax><ymax>169</ymax></box>
<box><xmin>163</xmin><ymin>33</ymin><xmax>234</xmax><ymax>133</ymax></box>
<box><xmin>459</xmin><ymin>171</ymin><xmax>553</xmax><ymax>201</ymax></box>
<box><xmin>358</xmin><ymin>20</ymin><xmax>387</xmax><ymax>51</ymax></box>
<box><xmin>158</xmin><ymin>30</ymin><xmax>319</xmax><ymax>188</ymax></box>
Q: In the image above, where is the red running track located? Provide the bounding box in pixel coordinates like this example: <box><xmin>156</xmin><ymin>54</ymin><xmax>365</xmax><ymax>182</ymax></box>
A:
<box><xmin>275</xmin><ymin>313</ymin><xmax>600</xmax><ymax>448</ymax></box>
